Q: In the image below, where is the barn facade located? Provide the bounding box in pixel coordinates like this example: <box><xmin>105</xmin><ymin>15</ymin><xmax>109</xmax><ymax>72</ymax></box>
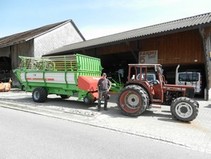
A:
<box><xmin>47</xmin><ymin>13</ymin><xmax>211</xmax><ymax>100</ymax></box>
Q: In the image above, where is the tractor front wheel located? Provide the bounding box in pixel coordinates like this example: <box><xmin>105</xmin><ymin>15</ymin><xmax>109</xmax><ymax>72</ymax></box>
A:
<box><xmin>32</xmin><ymin>87</ymin><xmax>48</xmax><ymax>103</ymax></box>
<box><xmin>118</xmin><ymin>85</ymin><xmax>149</xmax><ymax>116</ymax></box>
<box><xmin>171</xmin><ymin>97</ymin><xmax>199</xmax><ymax>122</ymax></box>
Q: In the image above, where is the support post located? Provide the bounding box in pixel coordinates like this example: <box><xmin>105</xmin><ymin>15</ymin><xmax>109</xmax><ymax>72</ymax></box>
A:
<box><xmin>199</xmin><ymin>26</ymin><xmax>211</xmax><ymax>100</ymax></box>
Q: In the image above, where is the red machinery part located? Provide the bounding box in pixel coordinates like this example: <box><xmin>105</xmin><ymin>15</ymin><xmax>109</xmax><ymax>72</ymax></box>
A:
<box><xmin>78</xmin><ymin>76</ymin><xmax>100</xmax><ymax>92</ymax></box>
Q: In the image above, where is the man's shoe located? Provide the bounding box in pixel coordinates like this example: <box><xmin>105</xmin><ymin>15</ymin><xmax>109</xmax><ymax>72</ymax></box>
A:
<box><xmin>104</xmin><ymin>107</ymin><xmax>108</xmax><ymax>111</ymax></box>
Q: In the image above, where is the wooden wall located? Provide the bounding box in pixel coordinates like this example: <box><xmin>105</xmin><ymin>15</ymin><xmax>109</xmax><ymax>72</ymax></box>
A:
<box><xmin>97</xmin><ymin>42</ymin><xmax>132</xmax><ymax>55</ymax></box>
<box><xmin>95</xmin><ymin>29</ymin><xmax>204</xmax><ymax>66</ymax></box>
<box><xmin>10</xmin><ymin>40</ymin><xmax>34</xmax><ymax>69</ymax></box>
<box><xmin>139</xmin><ymin>29</ymin><xmax>204</xmax><ymax>65</ymax></box>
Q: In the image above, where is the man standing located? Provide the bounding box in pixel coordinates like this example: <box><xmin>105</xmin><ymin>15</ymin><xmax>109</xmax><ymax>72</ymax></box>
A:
<box><xmin>97</xmin><ymin>73</ymin><xmax>111</xmax><ymax>111</ymax></box>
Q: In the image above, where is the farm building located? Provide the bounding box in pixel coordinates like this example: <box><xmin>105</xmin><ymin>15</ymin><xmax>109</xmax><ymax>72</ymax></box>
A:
<box><xmin>0</xmin><ymin>20</ymin><xmax>85</xmax><ymax>83</ymax></box>
<box><xmin>47</xmin><ymin>12</ymin><xmax>211</xmax><ymax>100</ymax></box>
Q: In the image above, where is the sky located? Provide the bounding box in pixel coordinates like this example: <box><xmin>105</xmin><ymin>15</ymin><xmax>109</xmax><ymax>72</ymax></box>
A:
<box><xmin>0</xmin><ymin>0</ymin><xmax>211</xmax><ymax>40</ymax></box>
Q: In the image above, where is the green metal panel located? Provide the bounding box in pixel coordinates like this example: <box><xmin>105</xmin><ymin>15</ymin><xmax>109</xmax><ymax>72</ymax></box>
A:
<box><xmin>13</xmin><ymin>54</ymin><xmax>103</xmax><ymax>100</ymax></box>
<box><xmin>76</xmin><ymin>53</ymin><xmax>102</xmax><ymax>77</ymax></box>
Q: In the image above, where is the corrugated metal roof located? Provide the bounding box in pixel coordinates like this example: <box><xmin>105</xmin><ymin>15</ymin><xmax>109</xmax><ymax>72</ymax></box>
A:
<box><xmin>49</xmin><ymin>12</ymin><xmax>211</xmax><ymax>55</ymax></box>
<box><xmin>0</xmin><ymin>20</ymin><xmax>85</xmax><ymax>48</ymax></box>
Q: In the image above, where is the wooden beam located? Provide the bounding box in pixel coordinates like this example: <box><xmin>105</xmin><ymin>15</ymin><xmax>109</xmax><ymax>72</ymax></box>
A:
<box><xmin>199</xmin><ymin>26</ymin><xmax>211</xmax><ymax>100</ymax></box>
<box><xmin>125</xmin><ymin>41</ymin><xmax>138</xmax><ymax>62</ymax></box>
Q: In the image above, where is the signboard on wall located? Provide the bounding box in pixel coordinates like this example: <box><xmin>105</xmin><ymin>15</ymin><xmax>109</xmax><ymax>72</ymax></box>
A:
<box><xmin>139</xmin><ymin>50</ymin><xmax>158</xmax><ymax>64</ymax></box>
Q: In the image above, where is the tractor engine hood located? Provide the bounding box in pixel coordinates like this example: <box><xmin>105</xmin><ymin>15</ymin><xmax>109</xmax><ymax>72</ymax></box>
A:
<box><xmin>163</xmin><ymin>84</ymin><xmax>194</xmax><ymax>98</ymax></box>
<box><xmin>164</xmin><ymin>84</ymin><xmax>194</xmax><ymax>90</ymax></box>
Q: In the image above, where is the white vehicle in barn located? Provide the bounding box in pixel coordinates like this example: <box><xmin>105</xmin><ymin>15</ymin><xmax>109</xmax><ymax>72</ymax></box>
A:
<box><xmin>175</xmin><ymin>65</ymin><xmax>202</xmax><ymax>95</ymax></box>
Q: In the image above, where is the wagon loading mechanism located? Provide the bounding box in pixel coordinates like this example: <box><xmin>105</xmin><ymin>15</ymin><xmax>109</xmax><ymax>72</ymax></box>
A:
<box><xmin>13</xmin><ymin>54</ymin><xmax>107</xmax><ymax>104</ymax></box>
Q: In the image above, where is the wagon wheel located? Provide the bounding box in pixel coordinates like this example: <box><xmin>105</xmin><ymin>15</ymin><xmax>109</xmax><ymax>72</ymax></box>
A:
<box><xmin>32</xmin><ymin>87</ymin><xmax>48</xmax><ymax>103</ymax></box>
<box><xmin>83</xmin><ymin>93</ymin><xmax>95</xmax><ymax>105</ymax></box>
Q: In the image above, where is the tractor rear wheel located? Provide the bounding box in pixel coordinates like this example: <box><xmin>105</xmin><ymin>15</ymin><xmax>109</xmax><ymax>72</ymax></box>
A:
<box><xmin>118</xmin><ymin>85</ymin><xmax>149</xmax><ymax>116</ymax></box>
<box><xmin>32</xmin><ymin>87</ymin><xmax>47</xmax><ymax>103</ymax></box>
<box><xmin>171</xmin><ymin>97</ymin><xmax>199</xmax><ymax>122</ymax></box>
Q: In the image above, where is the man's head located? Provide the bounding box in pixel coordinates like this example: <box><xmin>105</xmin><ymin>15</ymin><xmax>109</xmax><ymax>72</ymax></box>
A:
<box><xmin>102</xmin><ymin>73</ymin><xmax>107</xmax><ymax>78</ymax></box>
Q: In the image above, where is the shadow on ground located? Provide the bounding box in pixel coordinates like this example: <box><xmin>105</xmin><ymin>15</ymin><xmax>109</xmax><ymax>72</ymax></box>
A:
<box><xmin>0</xmin><ymin>92</ymin><xmax>183</xmax><ymax>123</ymax></box>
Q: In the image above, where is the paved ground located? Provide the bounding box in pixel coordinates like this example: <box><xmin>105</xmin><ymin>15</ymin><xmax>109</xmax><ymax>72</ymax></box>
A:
<box><xmin>1</xmin><ymin>89</ymin><xmax>211</xmax><ymax>154</ymax></box>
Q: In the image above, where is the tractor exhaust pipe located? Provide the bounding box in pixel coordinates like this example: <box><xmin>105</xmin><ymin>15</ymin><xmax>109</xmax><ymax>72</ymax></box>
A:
<box><xmin>175</xmin><ymin>65</ymin><xmax>180</xmax><ymax>84</ymax></box>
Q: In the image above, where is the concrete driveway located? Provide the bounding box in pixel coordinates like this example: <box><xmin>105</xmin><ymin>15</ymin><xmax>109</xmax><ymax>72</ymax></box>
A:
<box><xmin>0</xmin><ymin>89</ymin><xmax>211</xmax><ymax>153</ymax></box>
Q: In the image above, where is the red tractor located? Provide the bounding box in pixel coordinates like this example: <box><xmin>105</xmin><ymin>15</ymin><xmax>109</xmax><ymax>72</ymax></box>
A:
<box><xmin>117</xmin><ymin>64</ymin><xmax>199</xmax><ymax>122</ymax></box>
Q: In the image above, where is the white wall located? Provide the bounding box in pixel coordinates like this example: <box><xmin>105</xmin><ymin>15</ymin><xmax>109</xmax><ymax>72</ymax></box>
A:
<box><xmin>34</xmin><ymin>22</ymin><xmax>84</xmax><ymax>57</ymax></box>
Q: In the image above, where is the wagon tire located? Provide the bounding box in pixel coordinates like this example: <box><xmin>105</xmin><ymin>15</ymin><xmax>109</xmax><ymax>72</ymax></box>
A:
<box><xmin>118</xmin><ymin>85</ymin><xmax>149</xmax><ymax>117</ymax></box>
<box><xmin>83</xmin><ymin>94</ymin><xmax>95</xmax><ymax>105</ymax></box>
<box><xmin>171</xmin><ymin>97</ymin><xmax>199</xmax><ymax>122</ymax></box>
<box><xmin>32</xmin><ymin>87</ymin><xmax>47</xmax><ymax>103</ymax></box>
